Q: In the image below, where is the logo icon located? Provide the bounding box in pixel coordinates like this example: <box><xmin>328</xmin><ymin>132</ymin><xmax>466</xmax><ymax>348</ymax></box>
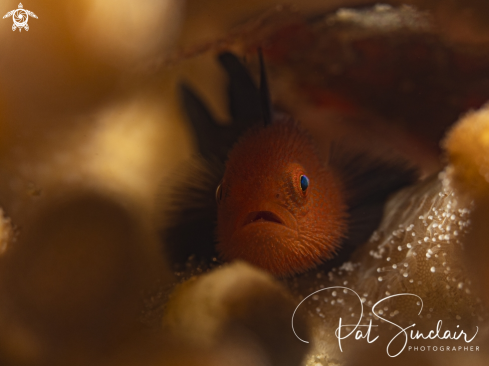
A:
<box><xmin>3</xmin><ymin>3</ymin><xmax>37</xmax><ymax>32</ymax></box>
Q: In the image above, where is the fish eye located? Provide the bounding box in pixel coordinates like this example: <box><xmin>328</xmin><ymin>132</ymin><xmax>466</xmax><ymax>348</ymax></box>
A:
<box><xmin>216</xmin><ymin>182</ymin><xmax>223</xmax><ymax>204</ymax></box>
<box><xmin>300</xmin><ymin>175</ymin><xmax>309</xmax><ymax>192</ymax></box>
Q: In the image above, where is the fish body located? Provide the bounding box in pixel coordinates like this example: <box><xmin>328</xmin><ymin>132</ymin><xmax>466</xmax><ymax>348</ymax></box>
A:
<box><xmin>162</xmin><ymin>52</ymin><xmax>417</xmax><ymax>277</ymax></box>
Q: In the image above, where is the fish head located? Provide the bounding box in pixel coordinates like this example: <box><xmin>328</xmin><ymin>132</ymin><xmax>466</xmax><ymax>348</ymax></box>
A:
<box><xmin>216</xmin><ymin>119</ymin><xmax>347</xmax><ymax>276</ymax></box>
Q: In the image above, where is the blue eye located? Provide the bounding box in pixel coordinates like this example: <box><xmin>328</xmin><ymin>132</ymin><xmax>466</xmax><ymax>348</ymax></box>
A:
<box><xmin>300</xmin><ymin>175</ymin><xmax>309</xmax><ymax>192</ymax></box>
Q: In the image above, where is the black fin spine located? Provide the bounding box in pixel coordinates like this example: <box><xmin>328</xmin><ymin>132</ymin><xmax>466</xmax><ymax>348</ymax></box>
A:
<box><xmin>218</xmin><ymin>52</ymin><xmax>262</xmax><ymax>126</ymax></box>
<box><xmin>258</xmin><ymin>48</ymin><xmax>273</xmax><ymax>126</ymax></box>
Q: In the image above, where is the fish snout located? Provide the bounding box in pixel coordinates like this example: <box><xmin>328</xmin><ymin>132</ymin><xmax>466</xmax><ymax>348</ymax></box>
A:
<box><xmin>243</xmin><ymin>211</ymin><xmax>284</xmax><ymax>226</ymax></box>
<box><xmin>237</xmin><ymin>203</ymin><xmax>298</xmax><ymax>233</ymax></box>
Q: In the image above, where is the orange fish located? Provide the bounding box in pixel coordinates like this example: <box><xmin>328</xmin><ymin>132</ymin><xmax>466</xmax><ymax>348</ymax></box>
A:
<box><xmin>215</xmin><ymin>118</ymin><xmax>348</xmax><ymax>276</ymax></box>
<box><xmin>163</xmin><ymin>52</ymin><xmax>417</xmax><ymax>277</ymax></box>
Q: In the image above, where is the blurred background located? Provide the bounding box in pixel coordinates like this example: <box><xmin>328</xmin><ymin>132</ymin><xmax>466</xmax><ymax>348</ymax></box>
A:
<box><xmin>1</xmin><ymin>0</ymin><xmax>489</xmax><ymax>365</ymax></box>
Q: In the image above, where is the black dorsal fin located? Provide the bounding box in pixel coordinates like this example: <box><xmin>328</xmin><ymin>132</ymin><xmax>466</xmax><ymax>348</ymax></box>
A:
<box><xmin>258</xmin><ymin>49</ymin><xmax>272</xmax><ymax>126</ymax></box>
<box><xmin>218</xmin><ymin>52</ymin><xmax>262</xmax><ymax>128</ymax></box>
<box><xmin>179</xmin><ymin>83</ymin><xmax>221</xmax><ymax>158</ymax></box>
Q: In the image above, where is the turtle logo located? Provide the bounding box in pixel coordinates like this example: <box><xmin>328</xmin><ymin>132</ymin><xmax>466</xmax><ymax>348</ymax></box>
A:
<box><xmin>3</xmin><ymin>3</ymin><xmax>37</xmax><ymax>32</ymax></box>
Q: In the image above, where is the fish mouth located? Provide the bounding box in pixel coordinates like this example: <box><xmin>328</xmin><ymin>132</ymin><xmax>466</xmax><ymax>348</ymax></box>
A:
<box><xmin>243</xmin><ymin>211</ymin><xmax>285</xmax><ymax>226</ymax></box>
